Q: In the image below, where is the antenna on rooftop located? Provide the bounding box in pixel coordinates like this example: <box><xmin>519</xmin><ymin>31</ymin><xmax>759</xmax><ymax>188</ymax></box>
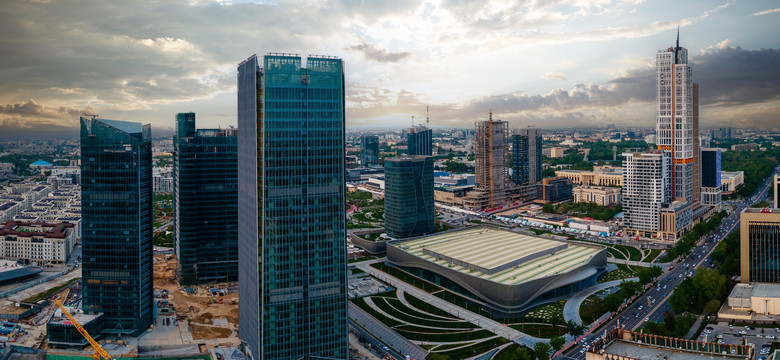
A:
<box><xmin>411</xmin><ymin>115</ymin><xmax>415</xmax><ymax>128</ymax></box>
<box><xmin>426</xmin><ymin>106</ymin><xmax>430</xmax><ymax>128</ymax></box>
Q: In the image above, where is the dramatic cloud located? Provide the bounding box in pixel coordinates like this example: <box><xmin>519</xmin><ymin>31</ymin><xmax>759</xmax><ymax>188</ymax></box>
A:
<box><xmin>347</xmin><ymin>43</ymin><xmax>411</xmax><ymax>63</ymax></box>
<box><xmin>347</xmin><ymin>45</ymin><xmax>780</xmax><ymax>128</ymax></box>
<box><xmin>0</xmin><ymin>100</ymin><xmax>95</xmax><ymax>120</ymax></box>
<box><xmin>0</xmin><ymin>0</ymin><xmax>777</xmax><ymax>133</ymax></box>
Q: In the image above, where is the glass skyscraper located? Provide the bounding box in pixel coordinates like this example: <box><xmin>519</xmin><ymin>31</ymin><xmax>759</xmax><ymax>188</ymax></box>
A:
<box><xmin>237</xmin><ymin>54</ymin><xmax>347</xmax><ymax>360</ymax></box>
<box><xmin>407</xmin><ymin>126</ymin><xmax>432</xmax><ymax>156</ymax></box>
<box><xmin>511</xmin><ymin>128</ymin><xmax>542</xmax><ymax>185</ymax></box>
<box><xmin>80</xmin><ymin>117</ymin><xmax>153</xmax><ymax>335</ymax></box>
<box><xmin>361</xmin><ymin>135</ymin><xmax>379</xmax><ymax>166</ymax></box>
<box><xmin>174</xmin><ymin>112</ymin><xmax>238</xmax><ymax>285</ymax></box>
<box><xmin>384</xmin><ymin>156</ymin><xmax>434</xmax><ymax>238</ymax></box>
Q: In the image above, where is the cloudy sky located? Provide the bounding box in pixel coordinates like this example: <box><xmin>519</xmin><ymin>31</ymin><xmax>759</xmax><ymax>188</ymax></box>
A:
<box><xmin>1</xmin><ymin>0</ymin><xmax>779</xmax><ymax>135</ymax></box>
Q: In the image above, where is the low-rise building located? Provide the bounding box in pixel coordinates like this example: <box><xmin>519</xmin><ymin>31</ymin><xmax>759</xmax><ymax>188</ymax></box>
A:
<box><xmin>0</xmin><ymin>221</ymin><xmax>75</xmax><ymax>266</ymax></box>
<box><xmin>588</xmin><ymin>328</ymin><xmax>752</xmax><ymax>360</ymax></box>
<box><xmin>555</xmin><ymin>167</ymin><xmax>623</xmax><ymax>187</ymax></box>
<box><xmin>572</xmin><ymin>186</ymin><xmax>621</xmax><ymax>206</ymax></box>
<box><xmin>731</xmin><ymin>143</ymin><xmax>759</xmax><ymax>151</ymax></box>
<box><xmin>387</xmin><ymin>227</ymin><xmax>606</xmax><ymax>314</ymax></box>
<box><xmin>540</xmin><ymin>177</ymin><xmax>572</xmax><ymax>203</ymax></box>
<box><xmin>719</xmin><ymin>283</ymin><xmax>780</xmax><ymax>321</ymax></box>
<box><xmin>721</xmin><ymin>171</ymin><xmax>745</xmax><ymax>193</ymax></box>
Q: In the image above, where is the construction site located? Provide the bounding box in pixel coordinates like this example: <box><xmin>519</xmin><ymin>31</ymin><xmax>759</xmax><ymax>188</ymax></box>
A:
<box><xmin>0</xmin><ymin>254</ymin><xmax>242</xmax><ymax>360</ymax></box>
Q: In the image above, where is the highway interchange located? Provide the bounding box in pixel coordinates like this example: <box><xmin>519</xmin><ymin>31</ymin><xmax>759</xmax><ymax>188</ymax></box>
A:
<box><xmin>559</xmin><ymin>166</ymin><xmax>780</xmax><ymax>360</ymax></box>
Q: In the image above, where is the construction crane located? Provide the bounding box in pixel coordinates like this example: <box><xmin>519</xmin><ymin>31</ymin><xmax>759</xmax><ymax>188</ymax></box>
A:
<box><xmin>53</xmin><ymin>300</ymin><xmax>113</xmax><ymax>360</ymax></box>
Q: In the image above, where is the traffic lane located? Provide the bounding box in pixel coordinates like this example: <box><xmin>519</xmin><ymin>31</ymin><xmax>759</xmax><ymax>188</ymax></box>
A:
<box><xmin>560</xmin><ymin>177</ymin><xmax>772</xmax><ymax>359</ymax></box>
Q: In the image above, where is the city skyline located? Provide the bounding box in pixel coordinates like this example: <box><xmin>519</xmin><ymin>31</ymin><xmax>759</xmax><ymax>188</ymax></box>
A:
<box><xmin>1</xmin><ymin>0</ymin><xmax>779</xmax><ymax>136</ymax></box>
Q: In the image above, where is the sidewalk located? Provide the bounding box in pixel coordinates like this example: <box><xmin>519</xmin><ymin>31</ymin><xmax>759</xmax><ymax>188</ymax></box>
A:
<box><xmin>562</xmin><ymin>278</ymin><xmax>638</xmax><ymax>326</ymax></box>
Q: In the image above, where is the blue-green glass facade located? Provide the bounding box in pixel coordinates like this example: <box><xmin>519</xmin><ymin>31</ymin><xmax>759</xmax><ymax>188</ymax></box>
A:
<box><xmin>237</xmin><ymin>55</ymin><xmax>348</xmax><ymax>360</ymax></box>
<box><xmin>511</xmin><ymin>129</ymin><xmax>542</xmax><ymax>185</ymax></box>
<box><xmin>407</xmin><ymin>128</ymin><xmax>432</xmax><ymax>156</ymax></box>
<box><xmin>384</xmin><ymin>156</ymin><xmax>434</xmax><ymax>238</ymax></box>
<box><xmin>174</xmin><ymin>113</ymin><xmax>238</xmax><ymax>285</ymax></box>
<box><xmin>80</xmin><ymin>117</ymin><xmax>153</xmax><ymax>335</ymax></box>
<box><xmin>361</xmin><ymin>135</ymin><xmax>379</xmax><ymax>166</ymax></box>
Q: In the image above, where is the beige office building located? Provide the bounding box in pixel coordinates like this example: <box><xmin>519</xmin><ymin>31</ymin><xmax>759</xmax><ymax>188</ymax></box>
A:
<box><xmin>741</xmin><ymin>208</ymin><xmax>780</xmax><ymax>283</ymax></box>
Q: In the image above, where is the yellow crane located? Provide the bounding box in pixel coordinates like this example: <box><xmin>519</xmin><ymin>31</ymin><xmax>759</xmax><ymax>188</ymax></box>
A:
<box><xmin>53</xmin><ymin>300</ymin><xmax>113</xmax><ymax>360</ymax></box>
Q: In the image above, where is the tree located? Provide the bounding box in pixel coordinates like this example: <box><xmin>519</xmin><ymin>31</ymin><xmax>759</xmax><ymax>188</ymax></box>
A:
<box><xmin>533</xmin><ymin>342</ymin><xmax>552</xmax><ymax>360</ymax></box>
<box><xmin>550</xmin><ymin>336</ymin><xmax>565</xmax><ymax>351</ymax></box>
<box><xmin>669</xmin><ymin>278</ymin><xmax>694</xmax><ymax>314</ymax></box>
<box><xmin>663</xmin><ymin>311</ymin><xmax>675</xmax><ymax>331</ymax></box>
<box><xmin>566</xmin><ymin>320</ymin><xmax>585</xmax><ymax>336</ymax></box>
<box><xmin>542</xmin><ymin>203</ymin><xmax>555</xmax><ymax>213</ymax></box>
<box><xmin>703</xmin><ymin>299</ymin><xmax>722</xmax><ymax>315</ymax></box>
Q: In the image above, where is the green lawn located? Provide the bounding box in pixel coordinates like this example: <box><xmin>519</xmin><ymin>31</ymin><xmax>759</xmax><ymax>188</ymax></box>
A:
<box><xmin>606</xmin><ymin>247</ymin><xmax>626</xmax><ymax>260</ymax></box>
<box><xmin>598</xmin><ymin>268</ymin><xmax>635</xmax><ymax>283</ymax></box>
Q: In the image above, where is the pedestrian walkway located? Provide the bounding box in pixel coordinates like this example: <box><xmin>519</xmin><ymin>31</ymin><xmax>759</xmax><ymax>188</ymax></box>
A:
<box><xmin>562</xmin><ymin>278</ymin><xmax>638</xmax><ymax>326</ymax></box>
<box><xmin>607</xmin><ymin>258</ymin><xmax>671</xmax><ymax>268</ymax></box>
<box><xmin>356</xmin><ymin>262</ymin><xmax>549</xmax><ymax>348</ymax></box>
<box><xmin>685</xmin><ymin>314</ymin><xmax>706</xmax><ymax>339</ymax></box>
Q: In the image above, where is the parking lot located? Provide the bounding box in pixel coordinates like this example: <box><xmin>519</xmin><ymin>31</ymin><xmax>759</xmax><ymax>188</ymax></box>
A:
<box><xmin>699</xmin><ymin>322</ymin><xmax>779</xmax><ymax>358</ymax></box>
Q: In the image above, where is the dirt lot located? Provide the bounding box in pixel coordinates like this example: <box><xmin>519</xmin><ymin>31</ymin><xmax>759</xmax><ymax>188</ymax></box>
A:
<box><xmin>153</xmin><ymin>255</ymin><xmax>238</xmax><ymax>339</ymax></box>
<box><xmin>191</xmin><ymin>324</ymin><xmax>232</xmax><ymax>340</ymax></box>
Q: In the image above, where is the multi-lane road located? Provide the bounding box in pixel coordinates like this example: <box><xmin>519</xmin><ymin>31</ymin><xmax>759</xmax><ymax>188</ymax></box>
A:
<box><xmin>559</xmin><ymin>166</ymin><xmax>780</xmax><ymax>360</ymax></box>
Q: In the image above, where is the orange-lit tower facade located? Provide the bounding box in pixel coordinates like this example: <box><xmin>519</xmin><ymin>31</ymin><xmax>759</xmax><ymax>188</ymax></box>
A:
<box><xmin>656</xmin><ymin>31</ymin><xmax>695</xmax><ymax>204</ymax></box>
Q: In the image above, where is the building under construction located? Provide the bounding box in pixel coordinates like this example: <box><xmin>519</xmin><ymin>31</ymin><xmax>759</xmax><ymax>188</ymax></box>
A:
<box><xmin>471</xmin><ymin>113</ymin><xmax>508</xmax><ymax>208</ymax></box>
<box><xmin>464</xmin><ymin>113</ymin><xmax>537</xmax><ymax>211</ymax></box>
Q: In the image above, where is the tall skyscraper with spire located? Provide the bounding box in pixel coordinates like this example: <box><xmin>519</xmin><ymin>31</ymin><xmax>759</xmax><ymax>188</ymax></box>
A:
<box><xmin>622</xmin><ymin>30</ymin><xmax>703</xmax><ymax>241</ymax></box>
<box><xmin>237</xmin><ymin>54</ymin><xmax>347</xmax><ymax>360</ymax></box>
<box><xmin>656</xmin><ymin>28</ymin><xmax>695</xmax><ymax>204</ymax></box>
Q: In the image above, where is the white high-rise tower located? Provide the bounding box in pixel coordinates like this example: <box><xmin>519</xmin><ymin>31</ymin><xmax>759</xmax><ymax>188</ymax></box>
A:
<box><xmin>656</xmin><ymin>29</ymin><xmax>694</xmax><ymax>203</ymax></box>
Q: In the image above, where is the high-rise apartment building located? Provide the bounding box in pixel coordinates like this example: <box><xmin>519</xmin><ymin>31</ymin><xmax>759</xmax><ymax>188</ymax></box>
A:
<box><xmin>656</xmin><ymin>33</ymin><xmax>695</xmax><ymax>204</ymax></box>
<box><xmin>741</xmin><ymin>208</ymin><xmax>780</xmax><ymax>283</ymax></box>
<box><xmin>511</xmin><ymin>128</ymin><xmax>542</xmax><ymax>185</ymax></box>
<box><xmin>237</xmin><ymin>54</ymin><xmax>347</xmax><ymax>360</ymax></box>
<box><xmin>174</xmin><ymin>112</ymin><xmax>238</xmax><ymax>285</ymax></box>
<box><xmin>622</xmin><ymin>150</ymin><xmax>672</xmax><ymax>238</ymax></box>
<box><xmin>361</xmin><ymin>135</ymin><xmax>379</xmax><ymax>166</ymax></box>
<box><xmin>700</xmin><ymin>148</ymin><xmax>722</xmax><ymax>207</ymax></box>
<box><xmin>474</xmin><ymin>114</ymin><xmax>509</xmax><ymax>208</ymax></box>
<box><xmin>773</xmin><ymin>174</ymin><xmax>779</xmax><ymax>209</ymax></box>
<box><xmin>384</xmin><ymin>156</ymin><xmax>434</xmax><ymax>238</ymax></box>
<box><xmin>80</xmin><ymin>117</ymin><xmax>153</xmax><ymax>335</ymax></box>
<box><xmin>407</xmin><ymin>125</ymin><xmax>432</xmax><ymax>156</ymax></box>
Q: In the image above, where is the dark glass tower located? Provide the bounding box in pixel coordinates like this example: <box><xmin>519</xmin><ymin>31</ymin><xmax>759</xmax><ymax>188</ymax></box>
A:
<box><xmin>384</xmin><ymin>156</ymin><xmax>434</xmax><ymax>238</ymax></box>
<box><xmin>361</xmin><ymin>135</ymin><xmax>379</xmax><ymax>166</ymax></box>
<box><xmin>80</xmin><ymin>117</ymin><xmax>153</xmax><ymax>335</ymax></box>
<box><xmin>174</xmin><ymin>113</ymin><xmax>238</xmax><ymax>285</ymax></box>
<box><xmin>700</xmin><ymin>149</ymin><xmax>721</xmax><ymax>188</ymax></box>
<box><xmin>237</xmin><ymin>54</ymin><xmax>347</xmax><ymax>360</ymax></box>
<box><xmin>407</xmin><ymin>127</ymin><xmax>432</xmax><ymax>156</ymax></box>
<box><xmin>511</xmin><ymin>128</ymin><xmax>542</xmax><ymax>185</ymax></box>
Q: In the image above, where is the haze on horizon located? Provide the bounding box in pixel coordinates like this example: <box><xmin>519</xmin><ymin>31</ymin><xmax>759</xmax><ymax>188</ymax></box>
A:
<box><xmin>0</xmin><ymin>0</ymin><xmax>779</xmax><ymax>136</ymax></box>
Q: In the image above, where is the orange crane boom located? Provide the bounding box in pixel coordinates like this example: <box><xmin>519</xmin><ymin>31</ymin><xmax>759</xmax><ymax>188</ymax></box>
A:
<box><xmin>53</xmin><ymin>300</ymin><xmax>113</xmax><ymax>360</ymax></box>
